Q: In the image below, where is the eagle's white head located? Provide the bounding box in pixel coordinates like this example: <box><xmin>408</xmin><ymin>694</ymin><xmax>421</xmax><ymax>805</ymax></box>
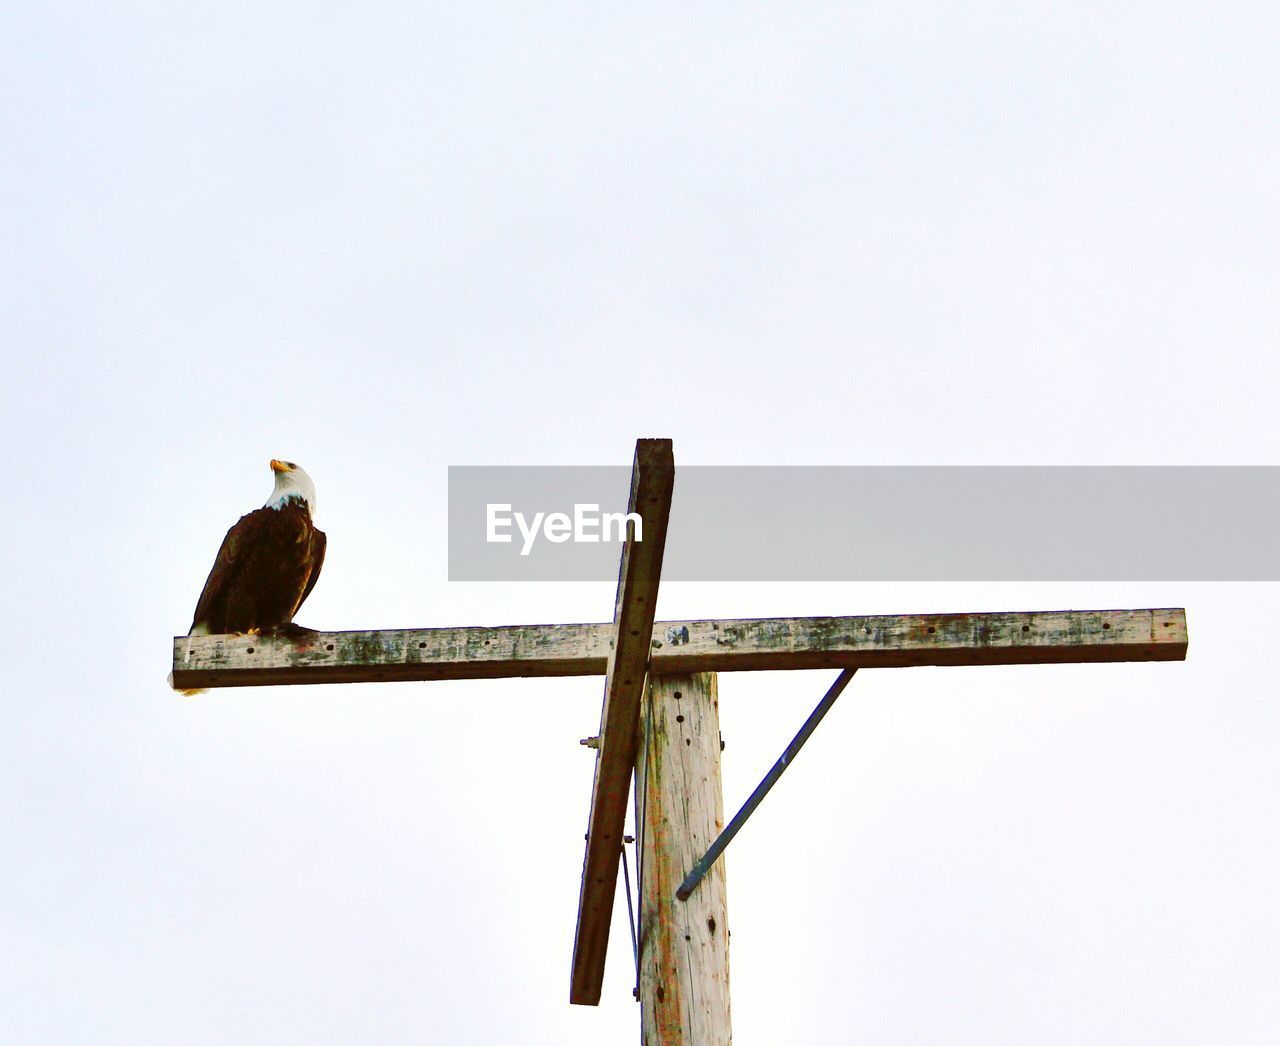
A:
<box><xmin>264</xmin><ymin>459</ymin><xmax>317</xmax><ymax>515</ymax></box>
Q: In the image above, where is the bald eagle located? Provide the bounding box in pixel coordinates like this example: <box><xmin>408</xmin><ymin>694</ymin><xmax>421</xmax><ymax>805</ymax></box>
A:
<box><xmin>187</xmin><ymin>459</ymin><xmax>326</xmax><ymax>638</ymax></box>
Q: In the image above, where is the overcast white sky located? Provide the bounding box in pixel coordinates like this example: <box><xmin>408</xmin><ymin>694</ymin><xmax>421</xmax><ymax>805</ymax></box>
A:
<box><xmin>3</xmin><ymin>3</ymin><xmax>1279</xmax><ymax>1043</ymax></box>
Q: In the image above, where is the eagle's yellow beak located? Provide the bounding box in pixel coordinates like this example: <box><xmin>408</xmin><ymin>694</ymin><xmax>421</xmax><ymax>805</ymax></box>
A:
<box><xmin>270</xmin><ymin>459</ymin><xmax>292</xmax><ymax>473</ymax></box>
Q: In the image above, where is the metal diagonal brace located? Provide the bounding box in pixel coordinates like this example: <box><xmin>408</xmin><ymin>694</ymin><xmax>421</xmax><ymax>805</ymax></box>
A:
<box><xmin>676</xmin><ymin>668</ymin><xmax>858</xmax><ymax>901</ymax></box>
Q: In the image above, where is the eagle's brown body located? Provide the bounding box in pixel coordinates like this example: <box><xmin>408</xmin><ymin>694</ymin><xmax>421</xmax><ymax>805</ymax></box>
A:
<box><xmin>189</xmin><ymin>500</ymin><xmax>326</xmax><ymax>636</ymax></box>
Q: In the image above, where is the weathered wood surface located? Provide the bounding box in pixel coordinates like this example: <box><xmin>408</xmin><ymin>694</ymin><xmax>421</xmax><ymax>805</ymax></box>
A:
<box><xmin>572</xmin><ymin>438</ymin><xmax>675</xmax><ymax>1006</ymax></box>
<box><xmin>170</xmin><ymin>608</ymin><xmax>1188</xmax><ymax>690</ymax></box>
<box><xmin>636</xmin><ymin>674</ymin><xmax>731</xmax><ymax>1045</ymax></box>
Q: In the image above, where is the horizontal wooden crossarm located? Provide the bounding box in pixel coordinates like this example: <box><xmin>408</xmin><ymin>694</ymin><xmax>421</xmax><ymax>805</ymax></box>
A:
<box><xmin>170</xmin><ymin>608</ymin><xmax>1187</xmax><ymax>690</ymax></box>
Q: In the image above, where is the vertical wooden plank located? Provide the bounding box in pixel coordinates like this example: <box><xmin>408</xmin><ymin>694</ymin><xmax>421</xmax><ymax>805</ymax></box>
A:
<box><xmin>635</xmin><ymin>673</ymin><xmax>732</xmax><ymax>1045</ymax></box>
<box><xmin>571</xmin><ymin>438</ymin><xmax>675</xmax><ymax>1005</ymax></box>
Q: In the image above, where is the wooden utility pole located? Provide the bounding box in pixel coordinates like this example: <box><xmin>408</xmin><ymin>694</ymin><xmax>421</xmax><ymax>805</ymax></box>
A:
<box><xmin>635</xmin><ymin>673</ymin><xmax>731</xmax><ymax>1045</ymax></box>
<box><xmin>169</xmin><ymin>437</ymin><xmax>1190</xmax><ymax>1043</ymax></box>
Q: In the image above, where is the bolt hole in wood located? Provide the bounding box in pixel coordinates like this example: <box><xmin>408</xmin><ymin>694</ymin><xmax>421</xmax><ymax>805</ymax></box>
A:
<box><xmin>1103</xmin><ymin>622</ymin><xmax>1111</xmax><ymax>629</ymax></box>
<box><xmin>326</xmin><ymin>644</ymin><xmax>334</xmax><ymax>651</ymax></box>
<box><xmin>928</xmin><ymin>626</ymin><xmax>936</xmax><ymax>634</ymax></box>
<box><xmin>674</xmin><ymin>691</ymin><xmax>682</xmax><ymax>700</ymax></box>
<box><xmin>1022</xmin><ymin>624</ymin><xmax>1030</xmax><ymax>632</ymax></box>
<box><xmin>676</xmin><ymin>715</ymin><xmax>684</xmax><ymax>723</ymax></box>
<box><xmin>246</xmin><ymin>647</ymin><xmax>254</xmax><ymax>654</ymax></box>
